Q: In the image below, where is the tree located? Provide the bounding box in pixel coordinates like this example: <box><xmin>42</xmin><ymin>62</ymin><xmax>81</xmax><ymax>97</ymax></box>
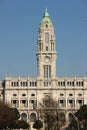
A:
<box><xmin>0</xmin><ymin>101</ymin><xmax>29</xmax><ymax>129</ymax></box>
<box><xmin>75</xmin><ymin>104</ymin><xmax>87</xmax><ymax>129</ymax></box>
<box><xmin>33</xmin><ymin>120</ymin><xmax>43</xmax><ymax>130</ymax></box>
<box><xmin>38</xmin><ymin>96</ymin><xmax>60</xmax><ymax>130</ymax></box>
<box><xmin>68</xmin><ymin>105</ymin><xmax>87</xmax><ymax>130</ymax></box>
<box><xmin>68</xmin><ymin>113</ymin><xmax>78</xmax><ymax>130</ymax></box>
<box><xmin>0</xmin><ymin>101</ymin><xmax>16</xmax><ymax>129</ymax></box>
<box><xmin>11</xmin><ymin>107</ymin><xmax>20</xmax><ymax>120</ymax></box>
<box><xmin>14</xmin><ymin>120</ymin><xmax>29</xmax><ymax>129</ymax></box>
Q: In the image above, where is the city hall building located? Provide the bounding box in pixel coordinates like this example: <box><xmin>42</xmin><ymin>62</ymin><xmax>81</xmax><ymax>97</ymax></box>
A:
<box><xmin>0</xmin><ymin>9</ymin><xmax>87</xmax><ymax>129</ymax></box>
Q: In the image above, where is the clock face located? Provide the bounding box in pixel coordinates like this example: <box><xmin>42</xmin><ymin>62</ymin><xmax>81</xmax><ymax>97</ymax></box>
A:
<box><xmin>45</xmin><ymin>56</ymin><xmax>50</xmax><ymax>63</ymax></box>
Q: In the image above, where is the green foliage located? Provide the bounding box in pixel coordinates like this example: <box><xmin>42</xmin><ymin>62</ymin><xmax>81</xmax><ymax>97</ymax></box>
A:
<box><xmin>83</xmin><ymin>119</ymin><xmax>87</xmax><ymax>129</ymax></box>
<box><xmin>40</xmin><ymin>96</ymin><xmax>65</xmax><ymax>130</ymax></box>
<box><xmin>39</xmin><ymin>96</ymin><xmax>59</xmax><ymax>130</ymax></box>
<box><xmin>11</xmin><ymin>107</ymin><xmax>20</xmax><ymax>120</ymax></box>
<box><xmin>0</xmin><ymin>101</ymin><xmax>16</xmax><ymax>129</ymax></box>
<box><xmin>75</xmin><ymin>104</ymin><xmax>87</xmax><ymax>129</ymax></box>
<box><xmin>14</xmin><ymin>120</ymin><xmax>29</xmax><ymax>129</ymax></box>
<box><xmin>33</xmin><ymin>120</ymin><xmax>43</xmax><ymax>129</ymax></box>
<box><xmin>0</xmin><ymin>101</ymin><xmax>29</xmax><ymax>129</ymax></box>
<box><xmin>68</xmin><ymin>119</ymin><xmax>78</xmax><ymax>130</ymax></box>
<box><xmin>75</xmin><ymin>104</ymin><xmax>87</xmax><ymax>121</ymax></box>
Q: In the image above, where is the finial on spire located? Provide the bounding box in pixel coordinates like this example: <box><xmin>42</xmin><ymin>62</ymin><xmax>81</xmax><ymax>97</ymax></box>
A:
<box><xmin>45</xmin><ymin>8</ymin><xmax>48</xmax><ymax>13</ymax></box>
<box><xmin>44</xmin><ymin>8</ymin><xmax>49</xmax><ymax>17</ymax></box>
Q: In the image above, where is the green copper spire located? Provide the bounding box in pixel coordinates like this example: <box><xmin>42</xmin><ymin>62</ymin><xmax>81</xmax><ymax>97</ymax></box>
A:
<box><xmin>40</xmin><ymin>9</ymin><xmax>53</xmax><ymax>25</ymax></box>
<box><xmin>44</xmin><ymin>8</ymin><xmax>49</xmax><ymax>17</ymax></box>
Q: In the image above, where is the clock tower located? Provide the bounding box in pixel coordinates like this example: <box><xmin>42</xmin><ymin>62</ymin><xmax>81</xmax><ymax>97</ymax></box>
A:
<box><xmin>36</xmin><ymin>9</ymin><xmax>57</xmax><ymax>79</ymax></box>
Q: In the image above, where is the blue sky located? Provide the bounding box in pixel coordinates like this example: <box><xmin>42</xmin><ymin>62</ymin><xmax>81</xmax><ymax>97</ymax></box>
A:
<box><xmin>0</xmin><ymin>0</ymin><xmax>87</xmax><ymax>79</ymax></box>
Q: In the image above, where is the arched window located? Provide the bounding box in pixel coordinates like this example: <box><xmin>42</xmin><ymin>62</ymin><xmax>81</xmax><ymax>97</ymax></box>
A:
<box><xmin>30</xmin><ymin>113</ymin><xmax>36</xmax><ymax>122</ymax></box>
<box><xmin>21</xmin><ymin>113</ymin><xmax>27</xmax><ymax>121</ymax></box>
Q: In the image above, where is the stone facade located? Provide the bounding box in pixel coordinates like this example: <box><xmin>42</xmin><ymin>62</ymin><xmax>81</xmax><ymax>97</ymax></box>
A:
<box><xmin>0</xmin><ymin>9</ymin><xmax>87</xmax><ymax>129</ymax></box>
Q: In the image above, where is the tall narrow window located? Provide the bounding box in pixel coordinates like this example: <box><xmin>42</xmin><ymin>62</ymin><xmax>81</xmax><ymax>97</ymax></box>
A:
<box><xmin>45</xmin><ymin>33</ymin><xmax>49</xmax><ymax>44</ymax></box>
<box><xmin>51</xmin><ymin>43</ymin><xmax>55</xmax><ymax>51</ymax></box>
<box><xmin>44</xmin><ymin>65</ymin><xmax>51</xmax><ymax>78</ymax></box>
<box><xmin>39</xmin><ymin>43</ymin><xmax>43</xmax><ymax>51</ymax></box>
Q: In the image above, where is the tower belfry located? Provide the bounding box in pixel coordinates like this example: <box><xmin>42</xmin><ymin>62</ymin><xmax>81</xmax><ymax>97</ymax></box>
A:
<box><xmin>36</xmin><ymin>9</ymin><xmax>57</xmax><ymax>79</ymax></box>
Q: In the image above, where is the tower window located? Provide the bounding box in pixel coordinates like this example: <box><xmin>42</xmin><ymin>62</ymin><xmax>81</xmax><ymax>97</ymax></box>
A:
<box><xmin>44</xmin><ymin>65</ymin><xmax>51</xmax><ymax>78</ymax></box>
<box><xmin>46</xmin><ymin>46</ymin><xmax>48</xmax><ymax>51</ymax></box>
<box><xmin>51</xmin><ymin>43</ymin><xmax>55</xmax><ymax>51</ymax></box>
<box><xmin>46</xmin><ymin>24</ymin><xmax>48</xmax><ymax>28</ymax></box>
<box><xmin>45</xmin><ymin>81</ymin><xmax>51</xmax><ymax>86</ymax></box>
<box><xmin>45</xmin><ymin>33</ymin><xmax>49</xmax><ymax>44</ymax></box>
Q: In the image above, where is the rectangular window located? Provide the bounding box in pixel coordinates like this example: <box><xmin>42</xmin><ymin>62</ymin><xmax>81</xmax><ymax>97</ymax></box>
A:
<box><xmin>77</xmin><ymin>100</ymin><xmax>83</xmax><ymax>107</ymax></box>
<box><xmin>45</xmin><ymin>33</ymin><xmax>49</xmax><ymax>44</ymax></box>
<box><xmin>44</xmin><ymin>81</ymin><xmax>48</xmax><ymax>86</ymax></box>
<box><xmin>69</xmin><ymin>100</ymin><xmax>74</xmax><ymax>108</ymax></box>
<box><xmin>11</xmin><ymin>100</ymin><xmax>19</xmax><ymax>107</ymax></box>
<box><xmin>44</xmin><ymin>81</ymin><xmax>51</xmax><ymax>87</ymax></box>
<box><xmin>59</xmin><ymin>100</ymin><xmax>65</xmax><ymax>107</ymax></box>
<box><xmin>44</xmin><ymin>65</ymin><xmax>51</xmax><ymax>78</ymax></box>
<box><xmin>21</xmin><ymin>100</ymin><xmax>28</xmax><ymax>107</ymax></box>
